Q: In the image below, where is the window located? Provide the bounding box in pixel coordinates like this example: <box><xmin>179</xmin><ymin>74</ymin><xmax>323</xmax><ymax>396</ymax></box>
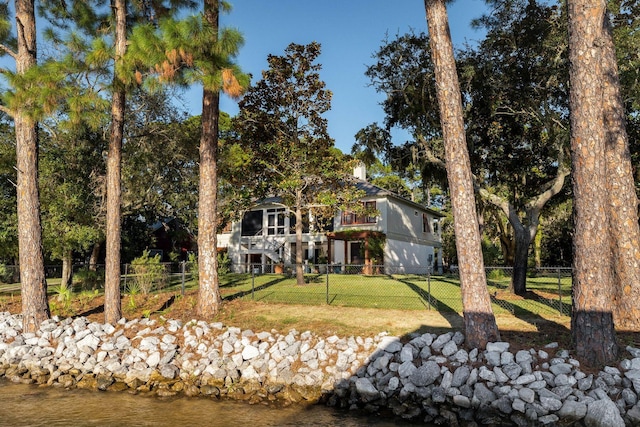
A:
<box><xmin>342</xmin><ymin>201</ymin><xmax>377</xmax><ymax>225</ymax></box>
<box><xmin>267</xmin><ymin>208</ymin><xmax>286</xmax><ymax>235</ymax></box>
<box><xmin>422</xmin><ymin>214</ymin><xmax>432</xmax><ymax>233</ymax></box>
<box><xmin>241</xmin><ymin>210</ymin><xmax>263</xmax><ymax>236</ymax></box>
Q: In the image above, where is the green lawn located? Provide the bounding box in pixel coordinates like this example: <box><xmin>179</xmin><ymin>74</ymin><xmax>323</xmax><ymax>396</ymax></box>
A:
<box><xmin>217</xmin><ymin>272</ymin><xmax>572</xmax><ymax>316</ymax></box>
<box><xmin>0</xmin><ymin>270</ymin><xmax>572</xmax><ymax>317</ymax></box>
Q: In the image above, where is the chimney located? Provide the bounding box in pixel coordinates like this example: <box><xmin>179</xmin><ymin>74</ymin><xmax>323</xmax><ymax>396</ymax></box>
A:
<box><xmin>353</xmin><ymin>162</ymin><xmax>366</xmax><ymax>181</ymax></box>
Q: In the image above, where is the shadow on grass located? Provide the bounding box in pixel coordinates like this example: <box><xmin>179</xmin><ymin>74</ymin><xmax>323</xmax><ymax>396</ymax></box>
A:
<box><xmin>396</xmin><ymin>277</ymin><xmax>464</xmax><ymax>326</ymax></box>
<box><xmin>526</xmin><ymin>291</ymin><xmax>571</xmax><ymax>317</ymax></box>
<box><xmin>219</xmin><ymin>274</ymin><xmax>252</xmax><ymax>289</ymax></box>
<box><xmin>490</xmin><ymin>293</ymin><xmax>570</xmax><ymax>337</ymax></box>
<box><xmin>223</xmin><ymin>277</ymin><xmax>288</xmax><ymax>301</ymax></box>
<box><xmin>489</xmin><ymin>287</ymin><xmax>570</xmax><ymax>317</ymax></box>
<box><xmin>486</xmin><ymin>279</ymin><xmax>510</xmax><ymax>290</ymax></box>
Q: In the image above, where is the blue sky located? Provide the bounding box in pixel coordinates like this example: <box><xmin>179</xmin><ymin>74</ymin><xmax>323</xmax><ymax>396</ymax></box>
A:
<box><xmin>179</xmin><ymin>1</ymin><xmax>489</xmax><ymax>154</ymax></box>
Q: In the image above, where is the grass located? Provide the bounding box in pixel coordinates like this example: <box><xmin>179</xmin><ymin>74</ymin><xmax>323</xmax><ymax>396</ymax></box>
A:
<box><xmin>212</xmin><ymin>272</ymin><xmax>572</xmax><ymax>317</ymax></box>
<box><xmin>0</xmin><ymin>271</ymin><xmax>573</xmax><ymax>318</ymax></box>
<box><xmin>3</xmin><ymin>270</ymin><xmax>618</xmax><ymax>353</ymax></box>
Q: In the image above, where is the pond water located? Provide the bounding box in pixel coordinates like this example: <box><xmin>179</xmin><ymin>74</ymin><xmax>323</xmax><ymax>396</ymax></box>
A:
<box><xmin>0</xmin><ymin>379</ymin><xmax>414</xmax><ymax>426</ymax></box>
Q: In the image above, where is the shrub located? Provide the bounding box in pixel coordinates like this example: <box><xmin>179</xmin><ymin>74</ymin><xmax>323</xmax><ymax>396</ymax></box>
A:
<box><xmin>487</xmin><ymin>268</ymin><xmax>506</xmax><ymax>280</ymax></box>
<box><xmin>218</xmin><ymin>252</ymin><xmax>231</xmax><ymax>275</ymax></box>
<box><xmin>0</xmin><ymin>264</ymin><xmax>12</xmax><ymax>284</ymax></box>
<box><xmin>130</xmin><ymin>250</ymin><xmax>166</xmax><ymax>295</ymax></box>
<box><xmin>186</xmin><ymin>252</ymin><xmax>231</xmax><ymax>281</ymax></box>
<box><xmin>187</xmin><ymin>253</ymin><xmax>198</xmax><ymax>282</ymax></box>
<box><xmin>74</xmin><ymin>268</ymin><xmax>104</xmax><ymax>290</ymax></box>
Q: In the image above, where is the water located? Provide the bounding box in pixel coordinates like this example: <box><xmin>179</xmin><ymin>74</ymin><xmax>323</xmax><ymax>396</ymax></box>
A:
<box><xmin>0</xmin><ymin>379</ymin><xmax>411</xmax><ymax>426</ymax></box>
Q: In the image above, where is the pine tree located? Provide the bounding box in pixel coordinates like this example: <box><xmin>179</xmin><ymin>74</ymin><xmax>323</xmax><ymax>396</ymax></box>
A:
<box><xmin>567</xmin><ymin>0</ymin><xmax>618</xmax><ymax>366</ymax></box>
<box><xmin>0</xmin><ymin>0</ymin><xmax>51</xmax><ymax>332</ymax></box>
<box><xmin>423</xmin><ymin>0</ymin><xmax>500</xmax><ymax>349</ymax></box>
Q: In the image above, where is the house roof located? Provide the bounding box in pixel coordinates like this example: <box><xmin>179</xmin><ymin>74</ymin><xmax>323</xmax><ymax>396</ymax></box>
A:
<box><xmin>251</xmin><ymin>178</ymin><xmax>445</xmax><ymax>218</ymax></box>
<box><xmin>353</xmin><ymin>179</ymin><xmax>446</xmax><ymax>218</ymax></box>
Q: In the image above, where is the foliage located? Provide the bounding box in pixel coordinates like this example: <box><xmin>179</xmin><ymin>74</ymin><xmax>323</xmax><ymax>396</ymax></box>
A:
<box><xmin>234</xmin><ymin>42</ymin><xmax>364</xmax><ymax>285</ymax></box>
<box><xmin>73</xmin><ymin>268</ymin><xmax>104</xmax><ymax>290</ymax></box>
<box><xmin>481</xmin><ymin>236</ymin><xmax>503</xmax><ymax>266</ymax></box>
<box><xmin>353</xmin><ymin>123</ymin><xmax>433</xmax><ymax>204</ymax></box>
<box><xmin>126</xmin><ymin>11</ymin><xmax>247</xmax><ymax>94</ymax></box>
<box><xmin>130</xmin><ymin>250</ymin><xmax>166</xmax><ymax>295</ymax></box>
<box><xmin>0</xmin><ymin>122</ymin><xmax>18</xmax><ymax>262</ymax></box>
<box><xmin>539</xmin><ymin>199</ymin><xmax>573</xmax><ymax>267</ymax></box>
<box><xmin>53</xmin><ymin>283</ymin><xmax>73</xmax><ymax>312</ymax></box>
<box><xmin>487</xmin><ymin>268</ymin><xmax>506</xmax><ymax>280</ymax></box>
<box><xmin>217</xmin><ymin>252</ymin><xmax>231</xmax><ymax>275</ymax></box>
<box><xmin>0</xmin><ymin>263</ymin><xmax>12</xmax><ymax>284</ymax></box>
<box><xmin>186</xmin><ymin>253</ymin><xmax>198</xmax><ymax>283</ymax></box>
<box><xmin>185</xmin><ymin>252</ymin><xmax>230</xmax><ymax>278</ymax></box>
<box><xmin>39</xmin><ymin>126</ymin><xmax>104</xmax><ymax>264</ymax></box>
<box><xmin>365</xmin><ymin>234</ymin><xmax>386</xmax><ymax>265</ymax></box>
<box><xmin>121</xmin><ymin>91</ymin><xmax>200</xmax><ymax>230</ymax></box>
<box><xmin>364</xmin><ymin>1</ymin><xmax>572</xmax><ymax>294</ymax></box>
<box><xmin>464</xmin><ymin>0</ymin><xmax>570</xmax><ymax>199</ymax></box>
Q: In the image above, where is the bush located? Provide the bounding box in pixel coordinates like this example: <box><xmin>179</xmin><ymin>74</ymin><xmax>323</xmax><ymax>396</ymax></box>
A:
<box><xmin>186</xmin><ymin>252</ymin><xmax>230</xmax><ymax>282</ymax></box>
<box><xmin>218</xmin><ymin>252</ymin><xmax>231</xmax><ymax>275</ymax></box>
<box><xmin>187</xmin><ymin>253</ymin><xmax>198</xmax><ymax>282</ymax></box>
<box><xmin>73</xmin><ymin>268</ymin><xmax>104</xmax><ymax>290</ymax></box>
<box><xmin>130</xmin><ymin>250</ymin><xmax>166</xmax><ymax>295</ymax></box>
<box><xmin>0</xmin><ymin>264</ymin><xmax>12</xmax><ymax>284</ymax></box>
<box><xmin>487</xmin><ymin>268</ymin><xmax>506</xmax><ymax>280</ymax></box>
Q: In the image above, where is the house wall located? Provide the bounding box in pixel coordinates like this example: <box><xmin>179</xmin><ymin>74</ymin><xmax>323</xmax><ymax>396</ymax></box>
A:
<box><xmin>379</xmin><ymin>197</ymin><xmax>441</xmax><ymax>269</ymax></box>
<box><xmin>385</xmin><ymin>198</ymin><xmax>440</xmax><ymax>246</ymax></box>
<box><xmin>330</xmin><ymin>195</ymin><xmax>442</xmax><ymax>269</ymax></box>
<box><xmin>222</xmin><ymin>202</ymin><xmax>330</xmax><ymax>272</ymax></box>
<box><xmin>385</xmin><ymin>239</ymin><xmax>434</xmax><ymax>273</ymax></box>
<box><xmin>333</xmin><ymin>197</ymin><xmax>386</xmax><ymax>234</ymax></box>
<box><xmin>220</xmin><ymin>195</ymin><xmax>443</xmax><ymax>272</ymax></box>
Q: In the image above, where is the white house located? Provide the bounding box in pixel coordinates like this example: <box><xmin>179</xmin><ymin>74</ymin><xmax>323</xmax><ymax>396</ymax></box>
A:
<box><xmin>217</xmin><ymin>167</ymin><xmax>444</xmax><ymax>274</ymax></box>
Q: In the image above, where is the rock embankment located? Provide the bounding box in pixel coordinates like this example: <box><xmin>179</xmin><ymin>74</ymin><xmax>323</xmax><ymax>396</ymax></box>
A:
<box><xmin>1</xmin><ymin>311</ymin><xmax>639</xmax><ymax>426</ymax></box>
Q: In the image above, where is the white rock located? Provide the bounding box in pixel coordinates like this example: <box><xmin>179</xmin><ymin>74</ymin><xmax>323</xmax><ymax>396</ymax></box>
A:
<box><xmin>242</xmin><ymin>345</ymin><xmax>260</xmax><ymax>360</ymax></box>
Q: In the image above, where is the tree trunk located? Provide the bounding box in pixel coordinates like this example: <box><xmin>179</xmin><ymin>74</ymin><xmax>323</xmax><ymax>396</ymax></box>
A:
<box><xmin>424</xmin><ymin>0</ymin><xmax>499</xmax><ymax>349</ymax></box>
<box><xmin>196</xmin><ymin>0</ymin><xmax>222</xmax><ymax>318</ymax></box>
<box><xmin>89</xmin><ymin>242</ymin><xmax>101</xmax><ymax>271</ymax></box>
<box><xmin>601</xmin><ymin>15</ymin><xmax>640</xmax><ymax>331</ymax></box>
<box><xmin>496</xmin><ymin>220</ymin><xmax>515</xmax><ymax>266</ymax></box>
<box><xmin>104</xmin><ymin>0</ymin><xmax>127</xmax><ymax>325</ymax></box>
<box><xmin>533</xmin><ymin>226</ymin><xmax>542</xmax><ymax>269</ymax></box>
<box><xmin>510</xmin><ymin>224</ymin><xmax>531</xmax><ymax>296</ymax></box>
<box><xmin>295</xmin><ymin>192</ymin><xmax>304</xmax><ymax>286</ymax></box>
<box><xmin>15</xmin><ymin>0</ymin><xmax>50</xmax><ymax>333</ymax></box>
<box><xmin>479</xmin><ymin>160</ymin><xmax>568</xmax><ymax>296</ymax></box>
<box><xmin>478</xmin><ymin>155</ymin><xmax>569</xmax><ymax>295</ymax></box>
<box><xmin>61</xmin><ymin>250</ymin><xmax>73</xmax><ymax>289</ymax></box>
<box><xmin>567</xmin><ymin>0</ymin><xmax>617</xmax><ymax>366</ymax></box>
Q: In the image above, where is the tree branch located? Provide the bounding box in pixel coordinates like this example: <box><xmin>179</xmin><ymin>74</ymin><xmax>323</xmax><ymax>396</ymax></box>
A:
<box><xmin>0</xmin><ymin>43</ymin><xmax>17</xmax><ymax>59</ymax></box>
<box><xmin>0</xmin><ymin>105</ymin><xmax>12</xmax><ymax>117</ymax></box>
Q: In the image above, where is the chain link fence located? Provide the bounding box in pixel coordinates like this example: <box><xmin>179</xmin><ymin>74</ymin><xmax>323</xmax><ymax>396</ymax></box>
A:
<box><xmin>0</xmin><ymin>262</ymin><xmax>572</xmax><ymax>317</ymax></box>
<box><xmin>0</xmin><ymin>263</ymin><xmax>190</xmax><ymax>296</ymax></box>
<box><xmin>222</xmin><ymin>264</ymin><xmax>572</xmax><ymax>317</ymax></box>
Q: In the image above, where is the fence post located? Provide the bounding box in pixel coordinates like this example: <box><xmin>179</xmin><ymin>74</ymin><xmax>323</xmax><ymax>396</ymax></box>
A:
<box><xmin>557</xmin><ymin>268</ymin><xmax>563</xmax><ymax>315</ymax></box>
<box><xmin>326</xmin><ymin>263</ymin><xmax>329</xmax><ymax>305</ymax></box>
<box><xmin>181</xmin><ymin>261</ymin><xmax>186</xmax><ymax>296</ymax></box>
<box><xmin>251</xmin><ymin>264</ymin><xmax>255</xmax><ymax>300</ymax></box>
<box><xmin>122</xmin><ymin>264</ymin><xmax>128</xmax><ymax>291</ymax></box>
<box><xmin>427</xmin><ymin>267</ymin><xmax>432</xmax><ymax>310</ymax></box>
